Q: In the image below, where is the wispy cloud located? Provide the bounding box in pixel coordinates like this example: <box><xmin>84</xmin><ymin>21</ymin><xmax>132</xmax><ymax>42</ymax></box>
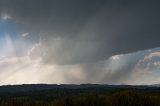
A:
<box><xmin>1</xmin><ymin>13</ymin><xmax>11</xmax><ymax>20</ymax></box>
<box><xmin>21</xmin><ymin>32</ymin><xmax>29</xmax><ymax>37</ymax></box>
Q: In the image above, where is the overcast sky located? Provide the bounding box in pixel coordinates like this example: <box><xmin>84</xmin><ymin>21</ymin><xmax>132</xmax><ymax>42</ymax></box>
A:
<box><xmin>0</xmin><ymin>0</ymin><xmax>160</xmax><ymax>85</ymax></box>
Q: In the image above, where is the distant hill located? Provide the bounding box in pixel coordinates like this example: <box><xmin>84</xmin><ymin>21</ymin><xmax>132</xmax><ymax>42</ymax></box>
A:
<box><xmin>0</xmin><ymin>84</ymin><xmax>158</xmax><ymax>94</ymax></box>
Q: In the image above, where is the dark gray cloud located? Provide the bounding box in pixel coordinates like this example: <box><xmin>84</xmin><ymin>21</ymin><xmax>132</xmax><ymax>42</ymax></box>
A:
<box><xmin>0</xmin><ymin>0</ymin><xmax>160</xmax><ymax>65</ymax></box>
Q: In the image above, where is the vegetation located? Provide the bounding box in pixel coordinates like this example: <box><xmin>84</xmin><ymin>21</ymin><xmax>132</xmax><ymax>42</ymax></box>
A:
<box><xmin>0</xmin><ymin>84</ymin><xmax>160</xmax><ymax>106</ymax></box>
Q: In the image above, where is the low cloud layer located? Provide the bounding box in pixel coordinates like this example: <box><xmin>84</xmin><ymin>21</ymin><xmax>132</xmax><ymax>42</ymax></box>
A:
<box><xmin>0</xmin><ymin>47</ymin><xmax>160</xmax><ymax>85</ymax></box>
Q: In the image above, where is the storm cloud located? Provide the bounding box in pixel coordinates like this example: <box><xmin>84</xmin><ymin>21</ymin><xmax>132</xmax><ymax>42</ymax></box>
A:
<box><xmin>0</xmin><ymin>0</ymin><xmax>160</xmax><ymax>85</ymax></box>
<box><xmin>0</xmin><ymin>0</ymin><xmax>160</xmax><ymax>64</ymax></box>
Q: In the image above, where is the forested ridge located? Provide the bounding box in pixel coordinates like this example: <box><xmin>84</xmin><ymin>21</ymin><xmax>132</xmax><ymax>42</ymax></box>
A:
<box><xmin>0</xmin><ymin>84</ymin><xmax>160</xmax><ymax>106</ymax></box>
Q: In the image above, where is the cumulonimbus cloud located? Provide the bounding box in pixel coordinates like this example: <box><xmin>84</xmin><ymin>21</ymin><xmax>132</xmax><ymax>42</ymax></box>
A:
<box><xmin>0</xmin><ymin>1</ymin><xmax>160</xmax><ymax>85</ymax></box>
<box><xmin>0</xmin><ymin>0</ymin><xmax>160</xmax><ymax>65</ymax></box>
